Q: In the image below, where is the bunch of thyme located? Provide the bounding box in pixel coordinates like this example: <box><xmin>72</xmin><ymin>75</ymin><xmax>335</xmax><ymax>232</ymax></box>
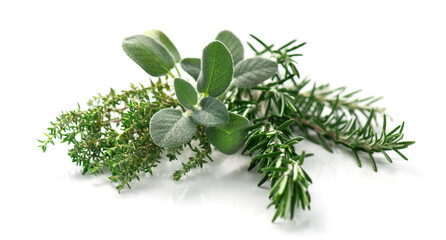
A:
<box><xmin>39</xmin><ymin>30</ymin><xmax>414</xmax><ymax>222</ymax></box>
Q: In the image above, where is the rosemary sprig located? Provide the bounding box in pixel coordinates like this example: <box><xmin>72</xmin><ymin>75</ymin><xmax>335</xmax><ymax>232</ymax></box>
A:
<box><xmin>243</xmin><ymin>117</ymin><xmax>312</xmax><ymax>222</ymax></box>
<box><xmin>247</xmin><ymin>35</ymin><xmax>414</xmax><ymax>171</ymax></box>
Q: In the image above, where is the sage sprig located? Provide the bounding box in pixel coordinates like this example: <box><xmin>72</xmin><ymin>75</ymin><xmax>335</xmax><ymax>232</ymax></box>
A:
<box><xmin>144</xmin><ymin>36</ymin><xmax>278</xmax><ymax>152</ymax></box>
<box><xmin>39</xmin><ymin>29</ymin><xmax>414</xmax><ymax>222</ymax></box>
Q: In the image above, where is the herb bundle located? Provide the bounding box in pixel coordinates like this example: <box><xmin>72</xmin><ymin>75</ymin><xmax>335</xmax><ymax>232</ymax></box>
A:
<box><xmin>39</xmin><ymin>30</ymin><xmax>414</xmax><ymax>222</ymax></box>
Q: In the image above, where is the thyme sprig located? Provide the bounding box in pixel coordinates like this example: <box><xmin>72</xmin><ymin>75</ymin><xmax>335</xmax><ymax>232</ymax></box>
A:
<box><xmin>38</xmin><ymin>80</ymin><xmax>211</xmax><ymax>191</ymax></box>
<box><xmin>172</xmin><ymin>126</ymin><xmax>213</xmax><ymax>181</ymax></box>
<box><xmin>39</xmin><ymin>30</ymin><xmax>414</xmax><ymax>222</ymax></box>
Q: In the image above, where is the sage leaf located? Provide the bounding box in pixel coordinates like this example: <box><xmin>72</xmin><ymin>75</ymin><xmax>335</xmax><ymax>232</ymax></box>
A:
<box><xmin>197</xmin><ymin>41</ymin><xmax>233</xmax><ymax>97</ymax></box>
<box><xmin>180</xmin><ymin>58</ymin><xmax>201</xmax><ymax>80</ymax></box>
<box><xmin>149</xmin><ymin>108</ymin><xmax>197</xmax><ymax>148</ymax></box>
<box><xmin>216</xmin><ymin>30</ymin><xmax>244</xmax><ymax>65</ymax></box>
<box><xmin>206</xmin><ymin>113</ymin><xmax>250</xmax><ymax>154</ymax></box>
<box><xmin>143</xmin><ymin>29</ymin><xmax>181</xmax><ymax>62</ymax></box>
<box><xmin>233</xmin><ymin>58</ymin><xmax>278</xmax><ymax>88</ymax></box>
<box><xmin>174</xmin><ymin>78</ymin><xmax>198</xmax><ymax>110</ymax></box>
<box><xmin>122</xmin><ymin>35</ymin><xmax>175</xmax><ymax>77</ymax></box>
<box><xmin>192</xmin><ymin>97</ymin><xmax>229</xmax><ymax>127</ymax></box>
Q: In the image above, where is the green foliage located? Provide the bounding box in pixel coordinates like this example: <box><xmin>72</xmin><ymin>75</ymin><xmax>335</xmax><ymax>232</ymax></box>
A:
<box><xmin>148</xmin><ymin>39</ymin><xmax>241</xmax><ymax>148</ymax></box>
<box><xmin>243</xmin><ymin>117</ymin><xmax>312</xmax><ymax>221</ymax></box>
<box><xmin>122</xmin><ymin>35</ymin><xmax>175</xmax><ymax>77</ymax></box>
<box><xmin>216</xmin><ymin>30</ymin><xmax>244</xmax><ymax>65</ymax></box>
<box><xmin>38</xmin><ymin>81</ymin><xmax>177</xmax><ymax>191</ymax></box>
<box><xmin>174</xmin><ymin>78</ymin><xmax>198</xmax><ymax>110</ymax></box>
<box><xmin>143</xmin><ymin>29</ymin><xmax>181</xmax><ymax>62</ymax></box>
<box><xmin>40</xmin><ymin>30</ymin><xmax>414</xmax><ymax>223</ymax></box>
<box><xmin>173</xmin><ymin>126</ymin><xmax>213</xmax><ymax>181</ymax></box>
<box><xmin>205</xmin><ymin>113</ymin><xmax>250</xmax><ymax>154</ymax></box>
<box><xmin>180</xmin><ymin>58</ymin><xmax>201</xmax><ymax>80</ymax></box>
<box><xmin>149</xmin><ymin>108</ymin><xmax>197</xmax><ymax>148</ymax></box>
<box><xmin>233</xmin><ymin>57</ymin><xmax>278</xmax><ymax>88</ymax></box>
<box><xmin>197</xmin><ymin>41</ymin><xmax>234</xmax><ymax>97</ymax></box>
<box><xmin>192</xmin><ymin>97</ymin><xmax>229</xmax><ymax>127</ymax></box>
<box><xmin>231</xmin><ymin>34</ymin><xmax>414</xmax><ymax>173</ymax></box>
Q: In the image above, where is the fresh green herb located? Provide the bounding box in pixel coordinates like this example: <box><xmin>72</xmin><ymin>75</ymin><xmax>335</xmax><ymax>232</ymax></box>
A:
<box><xmin>39</xmin><ymin>29</ymin><xmax>414</xmax><ymax>222</ymax></box>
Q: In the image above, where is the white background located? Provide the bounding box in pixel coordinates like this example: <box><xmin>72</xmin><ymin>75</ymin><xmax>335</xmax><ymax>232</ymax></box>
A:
<box><xmin>1</xmin><ymin>0</ymin><xmax>445</xmax><ymax>239</ymax></box>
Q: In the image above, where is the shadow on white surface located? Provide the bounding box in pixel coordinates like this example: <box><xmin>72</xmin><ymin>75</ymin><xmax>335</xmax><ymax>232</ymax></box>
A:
<box><xmin>61</xmin><ymin>147</ymin><xmax>323</xmax><ymax>232</ymax></box>
<box><xmin>57</xmin><ymin>135</ymin><xmax>422</xmax><ymax>236</ymax></box>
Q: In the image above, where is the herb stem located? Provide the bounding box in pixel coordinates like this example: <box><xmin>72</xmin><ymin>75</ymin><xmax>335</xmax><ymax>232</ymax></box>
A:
<box><xmin>174</xmin><ymin>65</ymin><xmax>182</xmax><ymax>78</ymax></box>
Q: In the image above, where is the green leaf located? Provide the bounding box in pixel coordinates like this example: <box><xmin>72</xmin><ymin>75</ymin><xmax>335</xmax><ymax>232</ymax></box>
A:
<box><xmin>149</xmin><ymin>108</ymin><xmax>197</xmax><ymax>148</ymax></box>
<box><xmin>216</xmin><ymin>30</ymin><xmax>244</xmax><ymax>65</ymax></box>
<box><xmin>197</xmin><ymin>41</ymin><xmax>233</xmax><ymax>97</ymax></box>
<box><xmin>233</xmin><ymin>58</ymin><xmax>278</xmax><ymax>88</ymax></box>
<box><xmin>206</xmin><ymin>113</ymin><xmax>250</xmax><ymax>154</ymax></box>
<box><xmin>180</xmin><ymin>58</ymin><xmax>201</xmax><ymax>80</ymax></box>
<box><xmin>192</xmin><ymin>97</ymin><xmax>229</xmax><ymax>127</ymax></box>
<box><xmin>143</xmin><ymin>29</ymin><xmax>181</xmax><ymax>62</ymax></box>
<box><xmin>122</xmin><ymin>35</ymin><xmax>175</xmax><ymax>77</ymax></box>
<box><xmin>174</xmin><ymin>78</ymin><xmax>198</xmax><ymax>110</ymax></box>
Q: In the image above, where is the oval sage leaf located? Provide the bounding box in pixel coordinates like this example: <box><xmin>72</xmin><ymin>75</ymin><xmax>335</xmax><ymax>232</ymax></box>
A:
<box><xmin>143</xmin><ymin>29</ymin><xmax>181</xmax><ymax>62</ymax></box>
<box><xmin>180</xmin><ymin>58</ymin><xmax>201</xmax><ymax>80</ymax></box>
<box><xmin>122</xmin><ymin>35</ymin><xmax>175</xmax><ymax>77</ymax></box>
<box><xmin>149</xmin><ymin>108</ymin><xmax>197</xmax><ymax>148</ymax></box>
<box><xmin>205</xmin><ymin>113</ymin><xmax>250</xmax><ymax>155</ymax></box>
<box><xmin>233</xmin><ymin>58</ymin><xmax>278</xmax><ymax>88</ymax></box>
<box><xmin>216</xmin><ymin>30</ymin><xmax>244</xmax><ymax>66</ymax></box>
<box><xmin>174</xmin><ymin>78</ymin><xmax>198</xmax><ymax>110</ymax></box>
<box><xmin>197</xmin><ymin>41</ymin><xmax>233</xmax><ymax>97</ymax></box>
<box><xmin>192</xmin><ymin>97</ymin><xmax>229</xmax><ymax>127</ymax></box>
